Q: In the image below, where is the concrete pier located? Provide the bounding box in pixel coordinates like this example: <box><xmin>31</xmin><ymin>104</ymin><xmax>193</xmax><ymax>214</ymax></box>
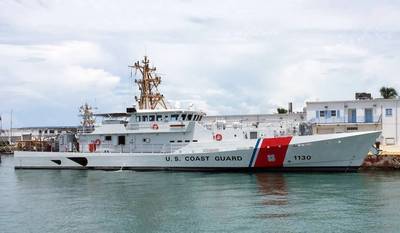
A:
<box><xmin>362</xmin><ymin>146</ymin><xmax>400</xmax><ymax>170</ymax></box>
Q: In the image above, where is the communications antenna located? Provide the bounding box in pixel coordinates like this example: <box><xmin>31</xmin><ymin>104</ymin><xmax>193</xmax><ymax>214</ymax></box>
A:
<box><xmin>129</xmin><ymin>56</ymin><xmax>168</xmax><ymax>110</ymax></box>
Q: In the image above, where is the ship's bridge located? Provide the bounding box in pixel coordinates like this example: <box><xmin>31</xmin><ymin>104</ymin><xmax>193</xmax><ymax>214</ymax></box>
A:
<box><xmin>131</xmin><ymin>109</ymin><xmax>206</xmax><ymax>123</ymax></box>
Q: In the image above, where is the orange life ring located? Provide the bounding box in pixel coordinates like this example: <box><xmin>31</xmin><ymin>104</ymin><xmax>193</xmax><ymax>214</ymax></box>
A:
<box><xmin>94</xmin><ymin>139</ymin><xmax>101</xmax><ymax>145</ymax></box>
<box><xmin>215</xmin><ymin>133</ymin><xmax>222</xmax><ymax>141</ymax></box>
<box><xmin>151</xmin><ymin>123</ymin><xmax>159</xmax><ymax>130</ymax></box>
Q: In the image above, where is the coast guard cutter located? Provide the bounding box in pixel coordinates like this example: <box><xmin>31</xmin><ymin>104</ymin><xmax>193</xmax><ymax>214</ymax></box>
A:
<box><xmin>14</xmin><ymin>56</ymin><xmax>380</xmax><ymax>172</ymax></box>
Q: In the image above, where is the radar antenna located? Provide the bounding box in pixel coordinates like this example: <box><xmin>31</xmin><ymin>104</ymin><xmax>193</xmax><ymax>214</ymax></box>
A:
<box><xmin>129</xmin><ymin>56</ymin><xmax>168</xmax><ymax>110</ymax></box>
<box><xmin>79</xmin><ymin>103</ymin><xmax>95</xmax><ymax>133</ymax></box>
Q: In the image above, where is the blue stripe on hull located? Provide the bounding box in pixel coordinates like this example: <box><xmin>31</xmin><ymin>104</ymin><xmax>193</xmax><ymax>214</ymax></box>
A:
<box><xmin>248</xmin><ymin>139</ymin><xmax>261</xmax><ymax>168</ymax></box>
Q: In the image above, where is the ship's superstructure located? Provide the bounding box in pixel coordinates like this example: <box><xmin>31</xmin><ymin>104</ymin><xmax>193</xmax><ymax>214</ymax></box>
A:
<box><xmin>14</xmin><ymin>56</ymin><xmax>381</xmax><ymax>172</ymax></box>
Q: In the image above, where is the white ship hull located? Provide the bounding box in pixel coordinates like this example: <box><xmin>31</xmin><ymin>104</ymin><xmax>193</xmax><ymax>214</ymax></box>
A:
<box><xmin>14</xmin><ymin>131</ymin><xmax>380</xmax><ymax>172</ymax></box>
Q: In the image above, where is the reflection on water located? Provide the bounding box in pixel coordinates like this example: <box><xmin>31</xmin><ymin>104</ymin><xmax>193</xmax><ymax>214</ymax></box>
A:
<box><xmin>2</xmin><ymin>156</ymin><xmax>400</xmax><ymax>233</ymax></box>
<box><xmin>255</xmin><ymin>173</ymin><xmax>288</xmax><ymax>206</ymax></box>
<box><xmin>254</xmin><ymin>173</ymin><xmax>291</xmax><ymax>219</ymax></box>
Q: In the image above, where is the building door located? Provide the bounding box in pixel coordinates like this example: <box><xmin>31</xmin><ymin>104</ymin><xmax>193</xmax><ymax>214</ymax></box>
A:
<box><xmin>365</xmin><ymin>108</ymin><xmax>373</xmax><ymax>123</ymax></box>
<box><xmin>348</xmin><ymin>109</ymin><xmax>356</xmax><ymax>123</ymax></box>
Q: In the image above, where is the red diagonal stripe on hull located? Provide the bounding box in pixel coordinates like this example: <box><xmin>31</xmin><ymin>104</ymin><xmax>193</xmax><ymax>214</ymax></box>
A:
<box><xmin>254</xmin><ymin>136</ymin><xmax>292</xmax><ymax>168</ymax></box>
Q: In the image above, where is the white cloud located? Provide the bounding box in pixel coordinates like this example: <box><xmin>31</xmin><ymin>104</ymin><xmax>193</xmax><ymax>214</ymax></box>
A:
<box><xmin>0</xmin><ymin>41</ymin><xmax>123</xmax><ymax>126</ymax></box>
<box><xmin>1</xmin><ymin>0</ymin><xmax>400</xmax><ymax>126</ymax></box>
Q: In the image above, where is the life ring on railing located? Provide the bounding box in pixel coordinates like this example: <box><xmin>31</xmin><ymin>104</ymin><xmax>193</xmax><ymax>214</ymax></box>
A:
<box><xmin>94</xmin><ymin>139</ymin><xmax>101</xmax><ymax>145</ymax></box>
<box><xmin>151</xmin><ymin>123</ymin><xmax>159</xmax><ymax>130</ymax></box>
<box><xmin>215</xmin><ymin>134</ymin><xmax>223</xmax><ymax>141</ymax></box>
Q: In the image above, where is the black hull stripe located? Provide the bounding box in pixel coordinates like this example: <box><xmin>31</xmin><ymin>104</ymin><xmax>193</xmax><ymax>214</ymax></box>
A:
<box><xmin>14</xmin><ymin>166</ymin><xmax>360</xmax><ymax>172</ymax></box>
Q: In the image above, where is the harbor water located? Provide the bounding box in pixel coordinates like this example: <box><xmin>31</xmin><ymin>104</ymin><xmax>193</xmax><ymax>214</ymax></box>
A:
<box><xmin>1</xmin><ymin>155</ymin><xmax>400</xmax><ymax>233</ymax></box>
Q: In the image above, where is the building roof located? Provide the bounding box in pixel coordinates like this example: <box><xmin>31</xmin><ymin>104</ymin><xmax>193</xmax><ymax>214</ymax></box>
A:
<box><xmin>306</xmin><ymin>98</ymin><xmax>400</xmax><ymax>105</ymax></box>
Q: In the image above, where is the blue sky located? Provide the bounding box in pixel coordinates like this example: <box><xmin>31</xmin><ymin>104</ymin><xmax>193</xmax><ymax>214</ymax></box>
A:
<box><xmin>1</xmin><ymin>0</ymin><xmax>400</xmax><ymax>127</ymax></box>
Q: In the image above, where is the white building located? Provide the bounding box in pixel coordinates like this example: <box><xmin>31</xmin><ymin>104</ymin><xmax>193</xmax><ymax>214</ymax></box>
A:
<box><xmin>306</xmin><ymin>98</ymin><xmax>400</xmax><ymax>145</ymax></box>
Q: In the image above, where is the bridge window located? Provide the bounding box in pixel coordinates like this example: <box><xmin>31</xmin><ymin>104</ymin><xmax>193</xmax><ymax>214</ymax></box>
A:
<box><xmin>156</xmin><ymin>115</ymin><xmax>162</xmax><ymax>121</ymax></box>
<box><xmin>171</xmin><ymin>114</ymin><xmax>179</xmax><ymax>121</ymax></box>
<box><xmin>142</xmin><ymin>115</ymin><xmax>148</xmax><ymax>122</ymax></box>
<box><xmin>188</xmin><ymin>114</ymin><xmax>193</xmax><ymax>121</ymax></box>
<box><xmin>149</xmin><ymin>115</ymin><xmax>155</xmax><ymax>121</ymax></box>
<box><xmin>164</xmin><ymin>115</ymin><xmax>169</xmax><ymax>121</ymax></box>
<box><xmin>193</xmin><ymin>115</ymin><xmax>198</xmax><ymax>121</ymax></box>
<box><xmin>105</xmin><ymin>135</ymin><xmax>112</xmax><ymax>141</ymax></box>
<box><xmin>198</xmin><ymin>116</ymin><xmax>203</xmax><ymax>121</ymax></box>
<box><xmin>181</xmin><ymin>114</ymin><xmax>187</xmax><ymax>121</ymax></box>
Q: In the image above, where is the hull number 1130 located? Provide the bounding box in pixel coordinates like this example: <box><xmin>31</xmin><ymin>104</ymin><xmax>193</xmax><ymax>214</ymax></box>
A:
<box><xmin>294</xmin><ymin>155</ymin><xmax>311</xmax><ymax>160</ymax></box>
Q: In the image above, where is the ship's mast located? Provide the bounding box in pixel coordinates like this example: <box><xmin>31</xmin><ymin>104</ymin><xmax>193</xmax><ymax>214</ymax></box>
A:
<box><xmin>79</xmin><ymin>103</ymin><xmax>95</xmax><ymax>133</ymax></box>
<box><xmin>129</xmin><ymin>56</ymin><xmax>168</xmax><ymax>110</ymax></box>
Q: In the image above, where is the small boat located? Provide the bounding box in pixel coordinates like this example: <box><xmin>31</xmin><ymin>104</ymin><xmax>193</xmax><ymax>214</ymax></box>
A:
<box><xmin>14</xmin><ymin>56</ymin><xmax>380</xmax><ymax>172</ymax></box>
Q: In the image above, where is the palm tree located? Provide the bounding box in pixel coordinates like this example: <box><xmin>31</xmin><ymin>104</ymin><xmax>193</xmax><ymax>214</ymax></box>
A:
<box><xmin>380</xmin><ymin>87</ymin><xmax>398</xmax><ymax>99</ymax></box>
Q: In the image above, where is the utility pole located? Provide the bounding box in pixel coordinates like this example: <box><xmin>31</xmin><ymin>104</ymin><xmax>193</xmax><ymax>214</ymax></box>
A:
<box><xmin>10</xmin><ymin>110</ymin><xmax>13</xmax><ymax>145</ymax></box>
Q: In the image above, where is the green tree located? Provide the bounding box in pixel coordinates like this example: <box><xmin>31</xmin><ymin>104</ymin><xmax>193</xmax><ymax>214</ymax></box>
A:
<box><xmin>277</xmin><ymin>108</ymin><xmax>288</xmax><ymax>114</ymax></box>
<box><xmin>380</xmin><ymin>87</ymin><xmax>398</xmax><ymax>99</ymax></box>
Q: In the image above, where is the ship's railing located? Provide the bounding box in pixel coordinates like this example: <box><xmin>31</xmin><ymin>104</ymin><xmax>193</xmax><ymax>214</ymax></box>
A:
<box><xmin>93</xmin><ymin>140</ymin><xmax>254</xmax><ymax>154</ymax></box>
<box><xmin>125</xmin><ymin>121</ymin><xmax>189</xmax><ymax>131</ymax></box>
<box><xmin>94</xmin><ymin>143</ymin><xmax>188</xmax><ymax>154</ymax></box>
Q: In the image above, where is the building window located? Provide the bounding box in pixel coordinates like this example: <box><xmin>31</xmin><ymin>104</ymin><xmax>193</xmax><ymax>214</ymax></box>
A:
<box><xmin>331</xmin><ymin>110</ymin><xmax>336</xmax><ymax>117</ymax></box>
<box><xmin>105</xmin><ymin>135</ymin><xmax>112</xmax><ymax>141</ymax></box>
<box><xmin>386</xmin><ymin>108</ymin><xmax>393</xmax><ymax>117</ymax></box>
<box><xmin>118</xmin><ymin>136</ymin><xmax>126</xmax><ymax>145</ymax></box>
<box><xmin>49</xmin><ymin>130</ymin><xmax>55</xmax><ymax>134</ymax></box>
<box><xmin>319</xmin><ymin>111</ymin><xmax>325</xmax><ymax>117</ymax></box>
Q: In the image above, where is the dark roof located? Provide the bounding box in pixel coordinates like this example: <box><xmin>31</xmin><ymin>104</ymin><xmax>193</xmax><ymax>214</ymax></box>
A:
<box><xmin>94</xmin><ymin>112</ymin><xmax>130</xmax><ymax>117</ymax></box>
